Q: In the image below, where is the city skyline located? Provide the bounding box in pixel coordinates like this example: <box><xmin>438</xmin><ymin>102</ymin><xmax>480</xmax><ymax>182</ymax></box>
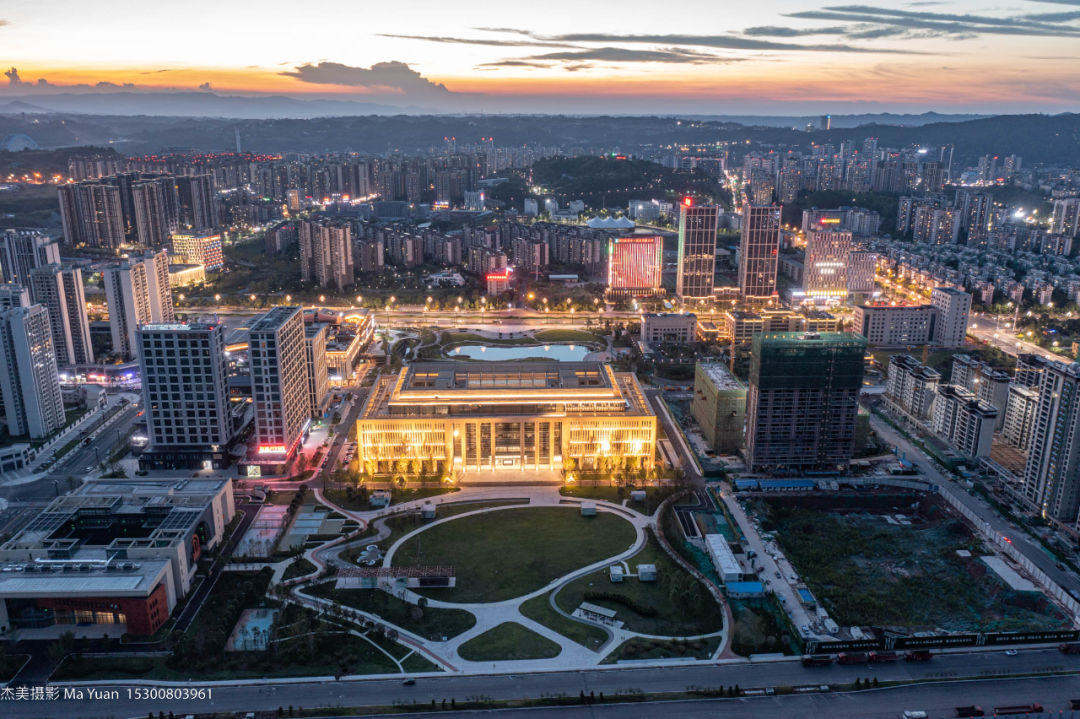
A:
<box><xmin>1</xmin><ymin>1</ymin><xmax>1079</xmax><ymax>114</ymax></box>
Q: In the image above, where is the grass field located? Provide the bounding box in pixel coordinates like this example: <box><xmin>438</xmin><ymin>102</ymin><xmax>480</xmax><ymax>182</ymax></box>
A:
<box><xmin>394</xmin><ymin>506</ymin><xmax>637</xmax><ymax>603</ymax></box>
<box><xmin>600</xmin><ymin>635</ymin><xmax>722</xmax><ymax>664</ymax></box>
<box><xmin>518</xmin><ymin>592</ymin><xmax>609</xmax><ymax>651</ymax></box>
<box><xmin>532</xmin><ymin>329</ymin><xmax>606</xmax><ymax>344</ymax></box>
<box><xmin>554</xmin><ymin>530</ymin><xmax>724</xmax><ymax>637</ymax></box>
<box><xmin>307</xmin><ymin>582</ymin><xmax>476</xmax><ymax>640</ymax></box>
<box><xmin>457</xmin><ymin>622</ymin><xmax>562</xmax><ymax>661</ymax></box>
<box><xmin>282</xmin><ymin>557</ymin><xmax>318</xmax><ymax>581</ymax></box>
<box><xmin>757</xmin><ymin>495</ymin><xmax>1068</xmax><ymax>632</ymax></box>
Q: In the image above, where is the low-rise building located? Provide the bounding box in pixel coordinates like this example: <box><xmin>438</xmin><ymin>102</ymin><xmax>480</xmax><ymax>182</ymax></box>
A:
<box><xmin>640</xmin><ymin>312</ymin><xmax>697</xmax><ymax>345</ymax></box>
<box><xmin>0</xmin><ymin>479</ymin><xmax>234</xmax><ymax>636</ymax></box>
<box><xmin>853</xmin><ymin>302</ymin><xmax>937</xmax><ymax>347</ymax></box>
<box><xmin>691</xmin><ymin>362</ymin><xmax>746</xmax><ymax>454</ymax></box>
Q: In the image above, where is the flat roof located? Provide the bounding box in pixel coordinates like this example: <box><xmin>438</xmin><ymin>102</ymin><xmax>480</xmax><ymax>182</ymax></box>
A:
<box><xmin>249</xmin><ymin>305</ymin><xmax>301</xmax><ymax>333</ymax></box>
<box><xmin>0</xmin><ymin>559</ymin><xmax>169</xmax><ymax>598</ymax></box>
<box><xmin>698</xmin><ymin>362</ymin><xmax>745</xmax><ymax>391</ymax></box>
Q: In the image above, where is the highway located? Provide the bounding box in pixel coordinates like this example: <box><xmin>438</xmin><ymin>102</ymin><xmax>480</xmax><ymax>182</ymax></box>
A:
<box><xmin>10</xmin><ymin>648</ymin><xmax>1080</xmax><ymax>718</ymax></box>
<box><xmin>968</xmin><ymin>311</ymin><xmax>1066</xmax><ymax>363</ymax></box>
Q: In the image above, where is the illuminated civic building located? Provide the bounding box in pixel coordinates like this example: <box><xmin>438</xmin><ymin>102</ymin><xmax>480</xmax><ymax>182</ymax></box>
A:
<box><xmin>675</xmin><ymin>199</ymin><xmax>720</xmax><ymax>301</ymax></box>
<box><xmin>738</xmin><ymin>203</ymin><xmax>782</xmax><ymax>304</ymax></box>
<box><xmin>0</xmin><ymin>479</ymin><xmax>234</xmax><ymax>636</ymax></box>
<box><xmin>607</xmin><ymin>235</ymin><xmax>663</xmax><ymax>297</ymax></box>
<box><xmin>356</xmin><ymin>362</ymin><xmax>657</xmax><ymax>476</ymax></box>
<box><xmin>171</xmin><ymin>232</ymin><xmax>224</xmax><ymax>271</ymax></box>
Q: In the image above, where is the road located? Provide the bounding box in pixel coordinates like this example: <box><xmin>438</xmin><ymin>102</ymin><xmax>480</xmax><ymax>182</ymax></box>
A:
<box><xmin>969</xmin><ymin>312</ymin><xmax>1065</xmax><ymax>363</ymax></box>
<box><xmin>869</xmin><ymin>413</ymin><xmax>1080</xmax><ymax>598</ymax></box>
<box><xmin>9</xmin><ymin>648</ymin><xmax>1080</xmax><ymax>718</ymax></box>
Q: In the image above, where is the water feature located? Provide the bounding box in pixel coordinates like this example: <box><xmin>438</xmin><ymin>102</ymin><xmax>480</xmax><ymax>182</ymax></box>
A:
<box><xmin>447</xmin><ymin>343</ymin><xmax>592</xmax><ymax>362</ymax></box>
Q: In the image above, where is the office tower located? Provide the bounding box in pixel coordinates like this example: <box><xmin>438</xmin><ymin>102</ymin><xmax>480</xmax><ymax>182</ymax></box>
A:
<box><xmin>175</xmin><ymin>174</ymin><xmax>216</xmax><ymax>230</ymax></box>
<box><xmin>0</xmin><ymin>304</ymin><xmax>65</xmax><ymax>438</ymax></box>
<box><xmin>171</xmin><ymin>232</ymin><xmax>224</xmax><ymax>271</ymax></box>
<box><xmin>738</xmin><ymin>203</ymin><xmax>782</xmax><ymax>303</ymax></box>
<box><xmin>304</xmin><ymin>323</ymin><xmax>330</xmax><ymax>418</ymax></box>
<box><xmin>820</xmin><ymin>114</ymin><xmax>831</xmax><ymax>131</ymax></box>
<box><xmin>0</xmin><ymin>283</ymin><xmax>30</xmax><ymax>309</ymax></box>
<box><xmin>104</xmin><ymin>250</ymin><xmax>174</xmax><ymax>358</ymax></box>
<box><xmin>58</xmin><ymin>181</ymin><xmax>125</xmax><ymax>248</ymax></box>
<box><xmin>803</xmin><ymin>230</ymin><xmax>852</xmax><ymax>301</ymax></box>
<box><xmin>298</xmin><ymin>219</ymin><xmax>354</xmax><ymax>290</ymax></box>
<box><xmin>137</xmin><ymin>322</ymin><xmax>234</xmax><ymax>467</ymax></box>
<box><xmin>930</xmin><ymin>287</ymin><xmax>971</xmax><ymax>349</ymax></box>
<box><xmin>744</xmin><ymin>331</ymin><xmax>867</xmax><ymax>471</ymax></box>
<box><xmin>675</xmin><ymin>200</ymin><xmax>720</xmax><ymax>301</ymax></box>
<box><xmin>1052</xmin><ymin>198</ymin><xmax>1080</xmax><ymax>238</ymax></box>
<box><xmin>131</xmin><ymin>179</ymin><xmax>172</xmax><ymax>247</ymax></box>
<box><xmin>607</xmin><ymin>235</ymin><xmax>663</xmax><ymax>296</ymax></box>
<box><xmin>28</xmin><ymin>264</ymin><xmax>94</xmax><ymax>367</ymax></box>
<box><xmin>0</xmin><ymin>229</ymin><xmax>61</xmax><ymax>290</ymax></box>
<box><xmin>249</xmin><ymin>306</ymin><xmax>308</xmax><ymax>462</ymax></box>
<box><xmin>930</xmin><ymin>385</ymin><xmax>997</xmax><ymax>460</ymax></box>
<box><xmin>1023</xmin><ymin>361</ymin><xmax>1080</xmax><ymax>522</ymax></box>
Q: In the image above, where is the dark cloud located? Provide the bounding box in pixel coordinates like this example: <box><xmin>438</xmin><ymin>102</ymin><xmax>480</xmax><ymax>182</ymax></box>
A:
<box><xmin>5</xmin><ymin>67</ymin><xmax>24</xmax><ymax>86</ymax></box>
<box><xmin>279</xmin><ymin>61</ymin><xmax>450</xmax><ymax>96</ymax></box>
<box><xmin>379</xmin><ymin>33</ymin><xmax>577</xmax><ymax>48</ymax></box>
<box><xmin>476</xmin><ymin>60</ymin><xmax>553</xmax><ymax>69</ymax></box>
<box><xmin>524</xmin><ymin>47</ymin><xmax>743</xmax><ymax>64</ymax></box>
<box><xmin>785</xmin><ymin>5</ymin><xmax>1080</xmax><ymax>38</ymax></box>
<box><xmin>199</xmin><ymin>82</ymin><xmax>212</xmax><ymax>91</ymax></box>
<box><xmin>499</xmin><ymin>29</ymin><xmax>923</xmax><ymax>53</ymax></box>
<box><xmin>742</xmin><ymin>25</ymin><xmax>848</xmax><ymax>37</ymax></box>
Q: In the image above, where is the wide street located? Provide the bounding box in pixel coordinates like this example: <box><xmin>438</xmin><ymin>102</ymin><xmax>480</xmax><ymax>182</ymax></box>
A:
<box><xmin>7</xmin><ymin>647</ymin><xmax>1080</xmax><ymax>718</ymax></box>
<box><xmin>968</xmin><ymin>311</ymin><xmax>1065</xmax><ymax>363</ymax></box>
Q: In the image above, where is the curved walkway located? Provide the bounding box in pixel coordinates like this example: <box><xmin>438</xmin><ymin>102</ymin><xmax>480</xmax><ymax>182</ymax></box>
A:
<box><xmin>294</xmin><ymin>485</ymin><xmax>732</xmax><ymax>673</ymax></box>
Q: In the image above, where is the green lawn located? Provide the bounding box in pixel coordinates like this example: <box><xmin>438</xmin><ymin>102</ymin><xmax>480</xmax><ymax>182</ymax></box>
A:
<box><xmin>282</xmin><ymin>557</ymin><xmax>318</xmax><ymax>581</ymax></box>
<box><xmin>434</xmin><ymin>499</ymin><xmax>530</xmax><ymax>519</ymax></box>
<box><xmin>600</xmin><ymin>635</ymin><xmax>722</xmax><ymax>664</ymax></box>
<box><xmin>307</xmin><ymin>581</ymin><xmax>477</xmax><ymax>640</ymax></box>
<box><xmin>559</xmin><ymin>486</ymin><xmax>677</xmax><ymax>515</ymax></box>
<box><xmin>457</xmin><ymin>622</ymin><xmax>562</xmax><ymax>662</ymax></box>
<box><xmin>394</xmin><ymin>506</ymin><xmax>637</xmax><ymax>603</ymax></box>
<box><xmin>324</xmin><ymin>486</ymin><xmax>459</xmax><ymax>512</ymax></box>
<box><xmin>518</xmin><ymin>592</ymin><xmax>609</xmax><ymax>651</ymax></box>
<box><xmin>533</xmin><ymin>329</ymin><xmax>606</xmax><ymax>344</ymax></box>
<box><xmin>555</xmin><ymin>530</ymin><xmax>724</xmax><ymax>637</ymax></box>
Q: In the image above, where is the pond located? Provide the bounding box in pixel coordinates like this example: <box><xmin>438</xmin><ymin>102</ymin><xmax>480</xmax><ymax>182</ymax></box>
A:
<box><xmin>448</xmin><ymin>343</ymin><xmax>592</xmax><ymax>362</ymax></box>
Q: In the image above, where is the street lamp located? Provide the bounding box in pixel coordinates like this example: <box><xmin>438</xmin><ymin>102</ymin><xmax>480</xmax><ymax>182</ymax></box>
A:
<box><xmin>214</xmin><ymin>294</ymin><xmax>221</xmax><ymax>302</ymax></box>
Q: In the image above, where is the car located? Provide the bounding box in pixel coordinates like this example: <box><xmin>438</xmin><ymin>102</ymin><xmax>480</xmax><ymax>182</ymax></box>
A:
<box><xmin>84</xmin><ymin>466</ymin><xmax>93</xmax><ymax>473</ymax></box>
<box><xmin>402</xmin><ymin>678</ymin><xmax>415</xmax><ymax>686</ymax></box>
<box><xmin>1004</xmin><ymin>649</ymin><xmax>1018</xmax><ymax>656</ymax></box>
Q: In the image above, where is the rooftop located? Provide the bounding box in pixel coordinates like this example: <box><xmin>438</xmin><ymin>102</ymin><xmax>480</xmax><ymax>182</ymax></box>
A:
<box><xmin>249</xmin><ymin>305</ymin><xmax>301</xmax><ymax>334</ymax></box>
<box><xmin>698</xmin><ymin>362</ymin><xmax>745</xmax><ymax>391</ymax></box>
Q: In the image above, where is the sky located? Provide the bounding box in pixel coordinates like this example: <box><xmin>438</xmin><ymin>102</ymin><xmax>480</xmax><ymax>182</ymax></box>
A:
<box><xmin>1</xmin><ymin>0</ymin><xmax>1079</xmax><ymax>114</ymax></box>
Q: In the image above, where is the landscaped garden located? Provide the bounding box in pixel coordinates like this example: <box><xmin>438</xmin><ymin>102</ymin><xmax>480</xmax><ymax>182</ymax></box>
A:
<box><xmin>518</xmin><ymin>592</ymin><xmax>609</xmax><ymax>651</ymax></box>
<box><xmin>306</xmin><ymin>582</ymin><xmax>477</xmax><ymax>640</ymax></box>
<box><xmin>392</xmin><ymin>506</ymin><xmax>638</xmax><ymax>603</ymax></box>
<box><xmin>457</xmin><ymin>622</ymin><xmax>562</xmax><ymax>661</ymax></box>
<box><xmin>554</xmin><ymin>529</ymin><xmax>724</xmax><ymax>637</ymax></box>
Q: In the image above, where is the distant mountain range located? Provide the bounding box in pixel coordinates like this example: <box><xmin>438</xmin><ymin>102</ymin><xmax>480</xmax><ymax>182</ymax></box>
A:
<box><xmin>0</xmin><ymin>106</ymin><xmax>1077</xmax><ymax>167</ymax></box>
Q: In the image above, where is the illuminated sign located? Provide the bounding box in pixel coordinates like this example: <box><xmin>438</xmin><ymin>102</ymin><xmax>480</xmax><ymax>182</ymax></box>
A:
<box><xmin>818</xmin><ymin>218</ymin><xmax>842</xmax><ymax>225</ymax></box>
<box><xmin>683</xmin><ymin>197</ymin><xmax>694</xmax><ymax>207</ymax></box>
<box><xmin>486</xmin><ymin>269</ymin><xmax>513</xmax><ymax>281</ymax></box>
<box><xmin>258</xmin><ymin>445</ymin><xmax>287</xmax><ymax>454</ymax></box>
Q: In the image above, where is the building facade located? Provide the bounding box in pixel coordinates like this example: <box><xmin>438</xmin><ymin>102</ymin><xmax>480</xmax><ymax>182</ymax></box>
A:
<box><xmin>930</xmin><ymin>287</ymin><xmax>972</xmax><ymax>349</ymax></box>
<box><xmin>691</xmin><ymin>362</ymin><xmax>746</xmax><ymax>454</ymax></box>
<box><xmin>738</xmin><ymin>203</ymin><xmax>782</xmax><ymax>303</ymax></box>
<box><xmin>607</xmin><ymin>235</ymin><xmax>663</xmax><ymax>296</ymax></box>
<box><xmin>640</xmin><ymin>312</ymin><xmax>697</xmax><ymax>345</ymax></box>
<box><xmin>804</xmin><ymin>230</ymin><xmax>853</xmax><ymax>301</ymax></box>
<box><xmin>137</xmin><ymin>322</ymin><xmax>236</xmax><ymax>469</ymax></box>
<box><xmin>745</xmin><ymin>331</ymin><xmax>866</xmax><ymax>471</ymax></box>
<box><xmin>249</xmin><ymin>306</ymin><xmax>309</xmax><ymax>465</ymax></box>
<box><xmin>0</xmin><ymin>304</ymin><xmax>65</xmax><ymax>439</ymax></box>
<box><xmin>675</xmin><ymin>201</ymin><xmax>720</xmax><ymax>300</ymax></box>
<box><xmin>356</xmin><ymin>362</ymin><xmax>656</xmax><ymax>476</ymax></box>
